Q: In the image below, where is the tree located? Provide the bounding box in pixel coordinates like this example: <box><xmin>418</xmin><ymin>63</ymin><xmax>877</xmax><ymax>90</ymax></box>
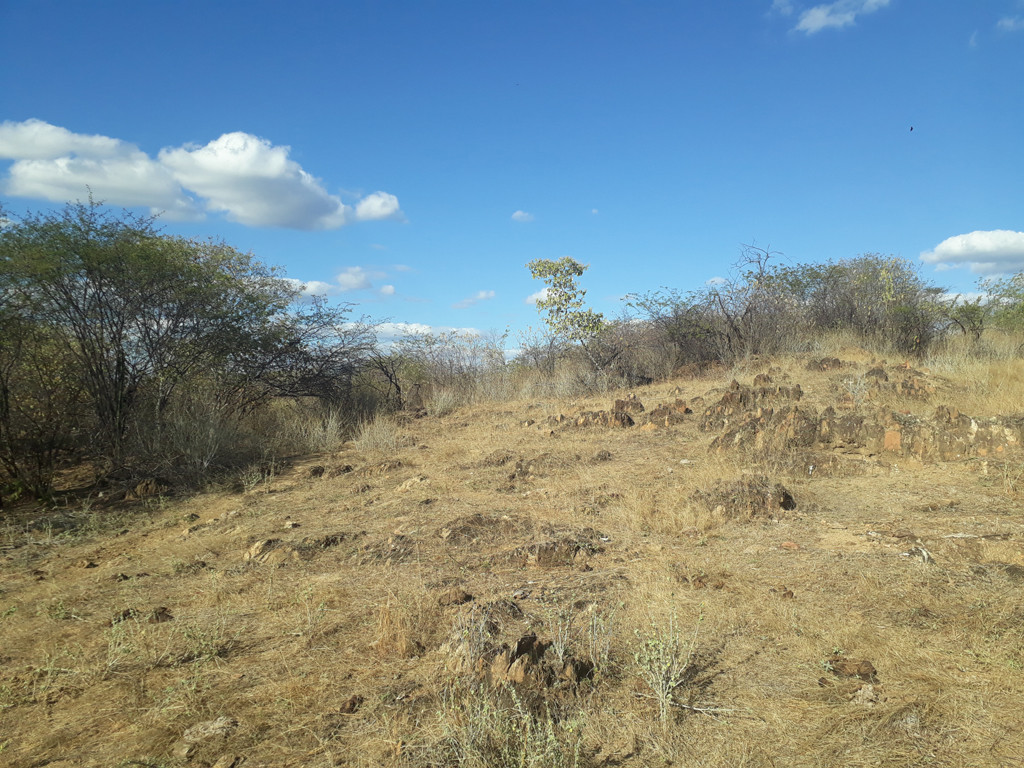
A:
<box><xmin>0</xmin><ymin>200</ymin><xmax>375</xmax><ymax>491</ymax></box>
<box><xmin>526</xmin><ymin>257</ymin><xmax>612</xmax><ymax>371</ymax></box>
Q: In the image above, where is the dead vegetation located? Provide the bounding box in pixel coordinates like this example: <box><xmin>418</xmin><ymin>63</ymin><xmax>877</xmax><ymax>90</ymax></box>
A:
<box><xmin>2</xmin><ymin>350</ymin><xmax>1024</xmax><ymax>767</ymax></box>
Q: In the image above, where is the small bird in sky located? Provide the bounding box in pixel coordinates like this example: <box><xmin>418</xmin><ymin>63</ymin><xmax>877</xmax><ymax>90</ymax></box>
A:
<box><xmin>910</xmin><ymin>126</ymin><xmax>914</xmax><ymax>132</ymax></box>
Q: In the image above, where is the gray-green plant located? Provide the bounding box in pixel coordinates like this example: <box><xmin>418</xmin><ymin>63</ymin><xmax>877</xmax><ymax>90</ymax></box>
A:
<box><xmin>633</xmin><ymin>611</ymin><xmax>702</xmax><ymax>727</ymax></box>
<box><xmin>438</xmin><ymin>682</ymin><xmax>585</xmax><ymax>768</ymax></box>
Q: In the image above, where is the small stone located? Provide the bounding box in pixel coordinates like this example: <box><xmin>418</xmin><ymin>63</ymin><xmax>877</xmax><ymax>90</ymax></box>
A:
<box><xmin>149</xmin><ymin>606</ymin><xmax>174</xmax><ymax>623</ymax></box>
<box><xmin>780</xmin><ymin>541</ymin><xmax>800</xmax><ymax>551</ymax></box>
<box><xmin>831</xmin><ymin>659</ymin><xmax>877</xmax><ymax>681</ymax></box>
<box><xmin>438</xmin><ymin>587</ymin><xmax>474</xmax><ymax>607</ymax></box>
<box><xmin>339</xmin><ymin>694</ymin><xmax>364</xmax><ymax>715</ymax></box>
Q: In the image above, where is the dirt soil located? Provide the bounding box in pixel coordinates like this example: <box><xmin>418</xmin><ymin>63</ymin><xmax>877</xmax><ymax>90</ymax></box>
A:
<box><xmin>2</xmin><ymin>354</ymin><xmax>1023</xmax><ymax>767</ymax></box>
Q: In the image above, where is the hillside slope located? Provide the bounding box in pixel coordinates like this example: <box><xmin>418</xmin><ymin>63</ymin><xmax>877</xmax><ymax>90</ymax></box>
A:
<box><xmin>2</xmin><ymin>353</ymin><xmax>1023</xmax><ymax>768</ymax></box>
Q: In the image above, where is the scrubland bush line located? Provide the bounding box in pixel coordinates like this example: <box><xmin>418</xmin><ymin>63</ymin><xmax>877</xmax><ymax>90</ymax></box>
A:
<box><xmin>4</xmin><ymin>202</ymin><xmax>1024</xmax><ymax>506</ymax></box>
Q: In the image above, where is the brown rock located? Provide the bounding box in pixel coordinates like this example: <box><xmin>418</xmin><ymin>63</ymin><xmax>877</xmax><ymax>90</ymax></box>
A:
<box><xmin>339</xmin><ymin>694</ymin><xmax>364</xmax><ymax>714</ymax></box>
<box><xmin>438</xmin><ymin>587</ymin><xmax>474</xmax><ymax>607</ymax></box>
<box><xmin>149</xmin><ymin>606</ymin><xmax>174</xmax><ymax>623</ymax></box>
<box><xmin>830</xmin><ymin>659</ymin><xmax>877</xmax><ymax>681</ymax></box>
<box><xmin>613</xmin><ymin>396</ymin><xmax>645</xmax><ymax>414</ymax></box>
<box><xmin>883</xmin><ymin>429</ymin><xmax>902</xmax><ymax>452</ymax></box>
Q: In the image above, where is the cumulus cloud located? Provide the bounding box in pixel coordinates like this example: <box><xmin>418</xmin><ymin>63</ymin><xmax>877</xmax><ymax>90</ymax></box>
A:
<box><xmin>511</xmin><ymin>210</ymin><xmax>534</xmax><ymax>223</ymax></box>
<box><xmin>525</xmin><ymin>287</ymin><xmax>550</xmax><ymax>305</ymax></box>
<box><xmin>0</xmin><ymin>119</ymin><xmax>402</xmax><ymax>229</ymax></box>
<box><xmin>0</xmin><ymin>118</ymin><xmax>124</xmax><ymax>160</ymax></box>
<box><xmin>706</xmin><ymin>276</ymin><xmax>728</xmax><ymax>286</ymax></box>
<box><xmin>0</xmin><ymin>119</ymin><xmax>198</xmax><ymax>219</ymax></box>
<box><xmin>375</xmin><ymin>322</ymin><xmax>480</xmax><ymax>341</ymax></box>
<box><xmin>998</xmin><ymin>17</ymin><xmax>1024</xmax><ymax>32</ymax></box>
<box><xmin>354</xmin><ymin>192</ymin><xmax>403</xmax><ymax>222</ymax></box>
<box><xmin>794</xmin><ymin>0</ymin><xmax>890</xmax><ymax>34</ymax></box>
<box><xmin>380</xmin><ymin>284</ymin><xmax>396</xmax><ymax>296</ymax></box>
<box><xmin>283</xmin><ymin>278</ymin><xmax>337</xmax><ymax>300</ymax></box>
<box><xmin>337</xmin><ymin>266</ymin><xmax>374</xmax><ymax>291</ymax></box>
<box><xmin>452</xmin><ymin>289</ymin><xmax>496</xmax><ymax>309</ymax></box>
<box><xmin>920</xmin><ymin>230</ymin><xmax>1024</xmax><ymax>274</ymax></box>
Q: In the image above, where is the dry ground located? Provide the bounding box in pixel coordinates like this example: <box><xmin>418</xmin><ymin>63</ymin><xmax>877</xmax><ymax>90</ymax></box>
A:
<box><xmin>2</xmin><ymin>350</ymin><xmax>1024</xmax><ymax>767</ymax></box>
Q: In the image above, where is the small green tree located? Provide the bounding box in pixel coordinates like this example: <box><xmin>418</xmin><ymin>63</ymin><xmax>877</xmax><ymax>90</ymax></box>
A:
<box><xmin>981</xmin><ymin>272</ymin><xmax>1024</xmax><ymax>331</ymax></box>
<box><xmin>527</xmin><ymin>257</ymin><xmax>610</xmax><ymax>371</ymax></box>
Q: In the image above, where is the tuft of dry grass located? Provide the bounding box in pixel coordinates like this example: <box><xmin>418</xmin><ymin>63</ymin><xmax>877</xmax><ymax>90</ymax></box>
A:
<box><xmin>353</xmin><ymin>414</ymin><xmax>404</xmax><ymax>454</ymax></box>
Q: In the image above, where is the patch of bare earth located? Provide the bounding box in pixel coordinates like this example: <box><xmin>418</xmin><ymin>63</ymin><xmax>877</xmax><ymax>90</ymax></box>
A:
<box><xmin>2</xmin><ymin>356</ymin><xmax>1023</xmax><ymax>767</ymax></box>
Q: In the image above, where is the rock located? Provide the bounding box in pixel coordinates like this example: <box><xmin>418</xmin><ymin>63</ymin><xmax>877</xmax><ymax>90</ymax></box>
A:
<box><xmin>398</xmin><ymin>475</ymin><xmax>429</xmax><ymax>491</ymax></box>
<box><xmin>593</xmin><ymin>450</ymin><xmax>613</xmax><ymax>462</ymax></box>
<box><xmin>830</xmin><ymin>659</ymin><xmax>877</xmax><ymax>681</ymax></box>
<box><xmin>307</xmin><ymin>465</ymin><xmax>326</xmax><ymax>478</ymax></box>
<box><xmin>482</xmin><ymin>449</ymin><xmax>518</xmax><ymax>467</ymax></box>
<box><xmin>866</xmin><ymin>367</ymin><xmax>889</xmax><ymax>381</ymax></box>
<box><xmin>901</xmin><ymin>546</ymin><xmax>935</xmax><ymax>564</ymax></box>
<box><xmin>243</xmin><ymin>539</ymin><xmax>300</xmax><ymax>565</ymax></box>
<box><xmin>613</xmin><ymin>396</ymin><xmax>645</xmax><ymax>414</ymax></box>
<box><xmin>128</xmin><ymin>477</ymin><xmax>170</xmax><ymax>500</ymax></box>
<box><xmin>807</xmin><ymin>358</ymin><xmax>843</xmax><ymax>372</ymax></box>
<box><xmin>339</xmin><ymin>694</ymin><xmax>364</xmax><ymax>715</ymax></box>
<box><xmin>149</xmin><ymin>606</ymin><xmax>174</xmax><ymax>623</ymax></box>
<box><xmin>78</xmin><ymin>559</ymin><xmax>99</xmax><ymax>569</ymax></box>
<box><xmin>110</xmin><ymin>608</ymin><xmax>138</xmax><ymax>625</ymax></box>
<box><xmin>174</xmin><ymin>717</ymin><xmax>238</xmax><ymax>757</ymax></box>
<box><xmin>694</xmin><ymin>476</ymin><xmax>796</xmax><ymax>520</ymax></box>
<box><xmin>849</xmin><ymin>683</ymin><xmax>880</xmax><ymax>706</ymax></box>
<box><xmin>438</xmin><ymin>587</ymin><xmax>474</xmax><ymax>607</ymax></box>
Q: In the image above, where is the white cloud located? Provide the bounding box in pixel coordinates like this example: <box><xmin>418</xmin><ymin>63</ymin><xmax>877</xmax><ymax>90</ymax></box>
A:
<box><xmin>453</xmin><ymin>289</ymin><xmax>496</xmax><ymax>309</ymax></box>
<box><xmin>794</xmin><ymin>0</ymin><xmax>890</xmax><ymax>34</ymax></box>
<box><xmin>380</xmin><ymin>284</ymin><xmax>396</xmax><ymax>296</ymax></box>
<box><xmin>511</xmin><ymin>210</ymin><xmax>534</xmax><ymax>223</ymax></box>
<box><xmin>0</xmin><ymin>119</ymin><xmax>198</xmax><ymax>219</ymax></box>
<box><xmin>969</xmin><ymin>30</ymin><xmax>979</xmax><ymax>47</ymax></box>
<box><xmin>337</xmin><ymin>266</ymin><xmax>374</xmax><ymax>291</ymax></box>
<box><xmin>998</xmin><ymin>17</ymin><xmax>1024</xmax><ymax>32</ymax></box>
<box><xmin>283</xmin><ymin>278</ymin><xmax>337</xmax><ymax>300</ymax></box>
<box><xmin>354</xmin><ymin>191</ymin><xmax>403</xmax><ymax>222</ymax></box>
<box><xmin>771</xmin><ymin>0</ymin><xmax>796</xmax><ymax>15</ymax></box>
<box><xmin>920</xmin><ymin>230</ymin><xmax>1024</xmax><ymax>275</ymax></box>
<box><xmin>706</xmin><ymin>276</ymin><xmax>728</xmax><ymax>286</ymax></box>
<box><xmin>0</xmin><ymin>118</ymin><xmax>123</xmax><ymax>160</ymax></box>
<box><xmin>392</xmin><ymin>264</ymin><xmax>412</xmax><ymax>272</ymax></box>
<box><xmin>591</xmin><ymin>208</ymin><xmax>599</xmax><ymax>215</ymax></box>
<box><xmin>525</xmin><ymin>287</ymin><xmax>550</xmax><ymax>305</ymax></box>
<box><xmin>159</xmin><ymin>132</ymin><xmax>354</xmax><ymax>229</ymax></box>
<box><xmin>0</xmin><ymin>120</ymin><xmax>402</xmax><ymax>230</ymax></box>
<box><xmin>375</xmin><ymin>321</ymin><xmax>480</xmax><ymax>340</ymax></box>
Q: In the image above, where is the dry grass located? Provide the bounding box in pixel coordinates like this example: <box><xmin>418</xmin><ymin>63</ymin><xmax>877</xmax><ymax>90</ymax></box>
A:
<box><xmin>2</xmin><ymin>348</ymin><xmax>1024</xmax><ymax>767</ymax></box>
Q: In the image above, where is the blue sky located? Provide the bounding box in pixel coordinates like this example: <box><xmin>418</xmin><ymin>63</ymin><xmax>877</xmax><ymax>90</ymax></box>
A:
<box><xmin>2</xmin><ymin>0</ymin><xmax>1023</xmax><ymax>339</ymax></box>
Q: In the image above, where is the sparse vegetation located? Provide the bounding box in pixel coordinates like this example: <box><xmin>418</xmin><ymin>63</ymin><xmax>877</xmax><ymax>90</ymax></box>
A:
<box><xmin>3</xmin><ymin>205</ymin><xmax>1024</xmax><ymax>766</ymax></box>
